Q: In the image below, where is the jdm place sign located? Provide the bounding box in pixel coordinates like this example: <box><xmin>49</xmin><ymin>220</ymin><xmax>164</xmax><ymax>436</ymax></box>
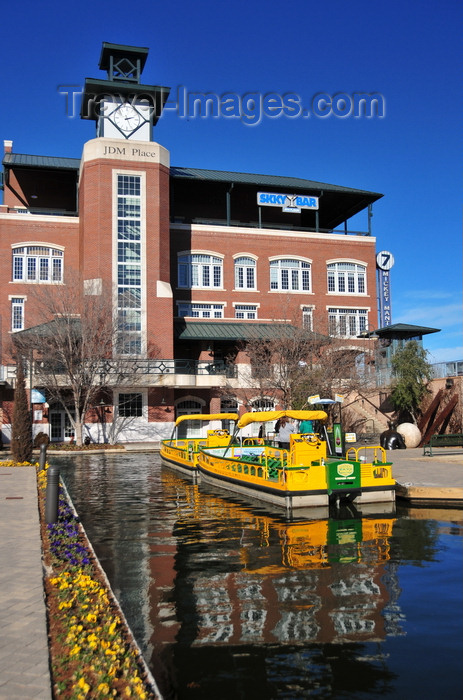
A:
<box><xmin>257</xmin><ymin>192</ymin><xmax>319</xmax><ymax>213</ymax></box>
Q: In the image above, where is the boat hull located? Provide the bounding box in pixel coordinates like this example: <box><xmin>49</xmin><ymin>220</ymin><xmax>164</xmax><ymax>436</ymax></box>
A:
<box><xmin>197</xmin><ymin>443</ymin><xmax>396</xmax><ymax>512</ymax></box>
<box><xmin>160</xmin><ymin>430</ymin><xmax>233</xmax><ymax>477</ymax></box>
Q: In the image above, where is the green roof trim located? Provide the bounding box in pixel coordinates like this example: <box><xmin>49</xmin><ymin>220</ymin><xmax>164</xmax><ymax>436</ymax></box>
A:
<box><xmin>3</xmin><ymin>153</ymin><xmax>81</xmax><ymax>170</ymax></box>
<box><xmin>13</xmin><ymin>318</ymin><xmax>82</xmax><ymax>338</ymax></box>
<box><xmin>361</xmin><ymin>323</ymin><xmax>440</xmax><ymax>339</ymax></box>
<box><xmin>170</xmin><ymin>166</ymin><xmax>382</xmax><ymax>198</ymax></box>
<box><xmin>2</xmin><ymin>153</ymin><xmax>382</xmax><ymax>200</ymax></box>
<box><xmin>175</xmin><ymin>320</ymin><xmax>300</xmax><ymax>341</ymax></box>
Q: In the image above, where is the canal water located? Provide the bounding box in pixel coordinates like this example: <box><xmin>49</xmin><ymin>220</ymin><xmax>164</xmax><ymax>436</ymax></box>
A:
<box><xmin>55</xmin><ymin>452</ymin><xmax>462</xmax><ymax>700</ymax></box>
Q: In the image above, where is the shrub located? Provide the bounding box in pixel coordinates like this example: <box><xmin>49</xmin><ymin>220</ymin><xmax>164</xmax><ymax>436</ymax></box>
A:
<box><xmin>34</xmin><ymin>432</ymin><xmax>50</xmax><ymax>448</ymax></box>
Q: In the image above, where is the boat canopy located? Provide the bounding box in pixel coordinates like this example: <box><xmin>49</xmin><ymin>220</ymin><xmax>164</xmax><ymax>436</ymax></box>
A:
<box><xmin>237</xmin><ymin>410</ymin><xmax>328</xmax><ymax>429</ymax></box>
<box><xmin>174</xmin><ymin>413</ymin><xmax>239</xmax><ymax>427</ymax></box>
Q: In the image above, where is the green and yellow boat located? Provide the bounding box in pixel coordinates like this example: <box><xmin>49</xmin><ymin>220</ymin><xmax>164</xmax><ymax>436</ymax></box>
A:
<box><xmin>160</xmin><ymin>413</ymin><xmax>239</xmax><ymax>477</ymax></box>
<box><xmin>197</xmin><ymin>410</ymin><xmax>396</xmax><ymax>512</ymax></box>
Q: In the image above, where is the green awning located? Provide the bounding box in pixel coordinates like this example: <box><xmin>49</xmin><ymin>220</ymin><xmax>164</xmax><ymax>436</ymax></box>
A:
<box><xmin>175</xmin><ymin>320</ymin><xmax>301</xmax><ymax>341</ymax></box>
<box><xmin>360</xmin><ymin>323</ymin><xmax>440</xmax><ymax>340</ymax></box>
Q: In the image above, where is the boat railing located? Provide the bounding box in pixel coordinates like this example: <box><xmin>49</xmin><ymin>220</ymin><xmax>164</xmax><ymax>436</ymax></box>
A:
<box><xmin>346</xmin><ymin>445</ymin><xmax>388</xmax><ymax>464</ymax></box>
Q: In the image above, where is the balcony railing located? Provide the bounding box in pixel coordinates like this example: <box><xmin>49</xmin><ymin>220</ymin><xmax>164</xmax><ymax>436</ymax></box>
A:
<box><xmin>31</xmin><ymin>358</ymin><xmax>237</xmax><ymax>378</ymax></box>
<box><xmin>97</xmin><ymin>359</ymin><xmax>237</xmax><ymax>377</ymax></box>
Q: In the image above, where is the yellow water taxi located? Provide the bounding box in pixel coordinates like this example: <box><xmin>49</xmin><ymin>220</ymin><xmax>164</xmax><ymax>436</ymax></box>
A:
<box><xmin>160</xmin><ymin>413</ymin><xmax>239</xmax><ymax>477</ymax></box>
<box><xmin>197</xmin><ymin>410</ymin><xmax>396</xmax><ymax>512</ymax></box>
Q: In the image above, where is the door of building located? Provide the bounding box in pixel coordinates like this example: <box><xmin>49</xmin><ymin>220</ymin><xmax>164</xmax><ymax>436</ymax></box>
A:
<box><xmin>176</xmin><ymin>401</ymin><xmax>203</xmax><ymax>438</ymax></box>
<box><xmin>49</xmin><ymin>410</ymin><xmax>75</xmax><ymax>442</ymax></box>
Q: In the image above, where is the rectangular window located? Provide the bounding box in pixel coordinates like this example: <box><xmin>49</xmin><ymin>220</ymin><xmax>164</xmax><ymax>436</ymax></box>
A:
<box><xmin>118</xmin><ymin>242</ymin><xmax>141</xmax><ymax>263</ymax></box>
<box><xmin>302</xmin><ymin>306</ymin><xmax>313</xmax><ymax>330</ymax></box>
<box><xmin>118</xmin><ymin>221</ymin><xmax>141</xmax><ymax>240</ymax></box>
<box><xmin>328</xmin><ymin>271</ymin><xmax>335</xmax><ymax>292</ymax></box>
<box><xmin>117</xmin><ymin>175</ymin><xmax>142</xmax><ymax>355</ymax></box>
<box><xmin>13</xmin><ymin>257</ymin><xmax>23</xmax><ymax>281</ymax></box>
<box><xmin>118</xmin><ymin>393</ymin><xmax>143</xmax><ymax>417</ymax></box>
<box><xmin>11</xmin><ymin>298</ymin><xmax>24</xmax><ymax>331</ymax></box>
<box><xmin>177</xmin><ymin>303</ymin><xmax>224</xmax><ymax>319</ymax></box>
<box><xmin>235</xmin><ymin>305</ymin><xmax>258</xmax><ymax>320</ymax></box>
<box><xmin>246</xmin><ymin>268</ymin><xmax>255</xmax><ymax>288</ymax></box>
<box><xmin>52</xmin><ymin>258</ymin><xmax>62</xmax><ymax>282</ymax></box>
<box><xmin>328</xmin><ymin>308</ymin><xmax>368</xmax><ymax>338</ymax></box>
<box><xmin>27</xmin><ymin>258</ymin><xmax>36</xmax><ymax>281</ymax></box>
<box><xmin>39</xmin><ymin>258</ymin><xmax>49</xmax><ymax>281</ymax></box>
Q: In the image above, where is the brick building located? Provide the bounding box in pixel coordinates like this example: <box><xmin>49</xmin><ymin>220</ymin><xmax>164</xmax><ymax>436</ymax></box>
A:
<box><xmin>0</xmin><ymin>43</ymin><xmax>383</xmax><ymax>444</ymax></box>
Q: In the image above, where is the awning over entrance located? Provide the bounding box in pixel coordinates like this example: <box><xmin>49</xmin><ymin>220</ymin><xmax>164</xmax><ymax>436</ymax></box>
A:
<box><xmin>174</xmin><ymin>321</ymin><xmax>301</xmax><ymax>342</ymax></box>
<box><xmin>359</xmin><ymin>323</ymin><xmax>440</xmax><ymax>340</ymax></box>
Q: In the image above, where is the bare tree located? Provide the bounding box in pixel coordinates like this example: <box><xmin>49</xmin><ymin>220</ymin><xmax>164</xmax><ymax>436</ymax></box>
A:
<box><xmin>11</xmin><ymin>273</ymin><xmax>155</xmax><ymax>446</ymax></box>
<box><xmin>11</xmin><ymin>357</ymin><xmax>33</xmax><ymax>462</ymax></box>
<box><xmin>229</xmin><ymin>319</ymin><xmax>374</xmax><ymax>418</ymax></box>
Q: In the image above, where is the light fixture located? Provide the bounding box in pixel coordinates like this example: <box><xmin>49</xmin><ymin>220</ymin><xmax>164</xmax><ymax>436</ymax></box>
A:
<box><xmin>161</xmin><ymin>398</ymin><xmax>166</xmax><ymax>405</ymax></box>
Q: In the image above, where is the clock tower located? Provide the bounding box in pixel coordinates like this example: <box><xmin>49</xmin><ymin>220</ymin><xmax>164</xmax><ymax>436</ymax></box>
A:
<box><xmin>78</xmin><ymin>43</ymin><xmax>173</xmax><ymax>359</ymax></box>
<box><xmin>81</xmin><ymin>42</ymin><xmax>170</xmax><ymax>141</ymax></box>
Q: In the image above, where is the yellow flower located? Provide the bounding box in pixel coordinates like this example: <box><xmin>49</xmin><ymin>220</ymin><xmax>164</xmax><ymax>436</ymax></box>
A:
<box><xmin>75</xmin><ymin>677</ymin><xmax>91</xmax><ymax>695</ymax></box>
<box><xmin>86</xmin><ymin>612</ymin><xmax>97</xmax><ymax>623</ymax></box>
<box><xmin>97</xmin><ymin>682</ymin><xmax>111</xmax><ymax>695</ymax></box>
<box><xmin>70</xmin><ymin>644</ymin><xmax>81</xmax><ymax>657</ymax></box>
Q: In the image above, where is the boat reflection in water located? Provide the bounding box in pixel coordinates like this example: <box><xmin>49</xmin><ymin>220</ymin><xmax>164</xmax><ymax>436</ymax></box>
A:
<box><xmin>149</xmin><ymin>468</ymin><xmax>401</xmax><ymax>697</ymax></box>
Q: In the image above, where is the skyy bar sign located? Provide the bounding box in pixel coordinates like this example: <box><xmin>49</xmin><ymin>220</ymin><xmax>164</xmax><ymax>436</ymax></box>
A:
<box><xmin>257</xmin><ymin>192</ymin><xmax>319</xmax><ymax>213</ymax></box>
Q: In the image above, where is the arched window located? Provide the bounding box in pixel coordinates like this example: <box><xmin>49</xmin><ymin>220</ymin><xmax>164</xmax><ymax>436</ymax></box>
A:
<box><xmin>234</xmin><ymin>256</ymin><xmax>256</xmax><ymax>290</ymax></box>
<box><xmin>178</xmin><ymin>253</ymin><xmax>223</xmax><ymax>289</ymax></box>
<box><xmin>270</xmin><ymin>259</ymin><xmax>311</xmax><ymax>292</ymax></box>
<box><xmin>327</xmin><ymin>262</ymin><xmax>366</xmax><ymax>294</ymax></box>
<box><xmin>12</xmin><ymin>246</ymin><xmax>63</xmax><ymax>283</ymax></box>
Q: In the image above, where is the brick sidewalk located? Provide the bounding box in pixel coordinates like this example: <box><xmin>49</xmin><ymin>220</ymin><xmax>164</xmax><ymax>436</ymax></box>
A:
<box><xmin>0</xmin><ymin>466</ymin><xmax>52</xmax><ymax>700</ymax></box>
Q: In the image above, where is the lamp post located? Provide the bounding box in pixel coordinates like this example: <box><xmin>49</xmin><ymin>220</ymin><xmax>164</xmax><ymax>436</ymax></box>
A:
<box><xmin>98</xmin><ymin>398</ymin><xmax>110</xmax><ymax>443</ymax></box>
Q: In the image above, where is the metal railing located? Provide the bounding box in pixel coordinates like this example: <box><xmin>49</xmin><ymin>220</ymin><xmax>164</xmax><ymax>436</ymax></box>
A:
<box><xmin>0</xmin><ymin>359</ymin><xmax>238</xmax><ymax>381</ymax></box>
<box><xmin>97</xmin><ymin>358</ymin><xmax>237</xmax><ymax>377</ymax></box>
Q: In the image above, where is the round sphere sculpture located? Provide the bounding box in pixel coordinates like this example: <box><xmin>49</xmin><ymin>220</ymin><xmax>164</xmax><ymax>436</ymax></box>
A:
<box><xmin>397</xmin><ymin>422</ymin><xmax>421</xmax><ymax>448</ymax></box>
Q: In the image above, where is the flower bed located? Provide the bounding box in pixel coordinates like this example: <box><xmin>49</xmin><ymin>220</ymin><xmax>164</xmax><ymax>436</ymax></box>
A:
<box><xmin>35</xmin><ymin>463</ymin><xmax>160</xmax><ymax>699</ymax></box>
<box><xmin>47</xmin><ymin>443</ymin><xmax>125</xmax><ymax>451</ymax></box>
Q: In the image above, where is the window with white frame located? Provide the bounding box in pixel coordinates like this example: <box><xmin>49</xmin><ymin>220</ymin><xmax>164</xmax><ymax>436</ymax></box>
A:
<box><xmin>270</xmin><ymin>258</ymin><xmax>311</xmax><ymax>292</ymax></box>
<box><xmin>327</xmin><ymin>262</ymin><xmax>366</xmax><ymax>294</ymax></box>
<box><xmin>177</xmin><ymin>303</ymin><xmax>224</xmax><ymax>318</ymax></box>
<box><xmin>234</xmin><ymin>256</ymin><xmax>256</xmax><ymax>290</ymax></box>
<box><xmin>302</xmin><ymin>306</ymin><xmax>313</xmax><ymax>330</ymax></box>
<box><xmin>11</xmin><ymin>297</ymin><xmax>25</xmax><ymax>331</ymax></box>
<box><xmin>12</xmin><ymin>246</ymin><xmax>63</xmax><ymax>283</ymax></box>
<box><xmin>235</xmin><ymin>304</ymin><xmax>258</xmax><ymax>319</ymax></box>
<box><xmin>328</xmin><ymin>308</ymin><xmax>368</xmax><ymax>338</ymax></box>
<box><xmin>117</xmin><ymin>174</ymin><xmax>142</xmax><ymax>355</ymax></box>
<box><xmin>178</xmin><ymin>253</ymin><xmax>223</xmax><ymax>289</ymax></box>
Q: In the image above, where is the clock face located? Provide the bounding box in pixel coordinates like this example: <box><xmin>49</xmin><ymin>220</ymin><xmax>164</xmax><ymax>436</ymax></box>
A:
<box><xmin>113</xmin><ymin>104</ymin><xmax>142</xmax><ymax>133</ymax></box>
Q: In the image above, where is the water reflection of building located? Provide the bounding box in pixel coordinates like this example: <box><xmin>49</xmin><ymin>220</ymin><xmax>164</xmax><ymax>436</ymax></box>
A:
<box><xmin>148</xmin><ymin>469</ymin><xmax>403</xmax><ymax>655</ymax></box>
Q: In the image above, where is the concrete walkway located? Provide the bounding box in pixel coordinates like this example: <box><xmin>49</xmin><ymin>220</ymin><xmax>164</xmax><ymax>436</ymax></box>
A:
<box><xmin>384</xmin><ymin>446</ymin><xmax>463</xmax><ymax>505</ymax></box>
<box><xmin>0</xmin><ymin>446</ymin><xmax>461</xmax><ymax>699</ymax></box>
<box><xmin>0</xmin><ymin>466</ymin><xmax>51</xmax><ymax>700</ymax></box>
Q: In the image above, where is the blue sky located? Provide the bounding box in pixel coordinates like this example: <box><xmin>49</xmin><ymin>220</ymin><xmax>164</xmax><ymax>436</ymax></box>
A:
<box><xmin>2</xmin><ymin>0</ymin><xmax>462</xmax><ymax>364</ymax></box>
